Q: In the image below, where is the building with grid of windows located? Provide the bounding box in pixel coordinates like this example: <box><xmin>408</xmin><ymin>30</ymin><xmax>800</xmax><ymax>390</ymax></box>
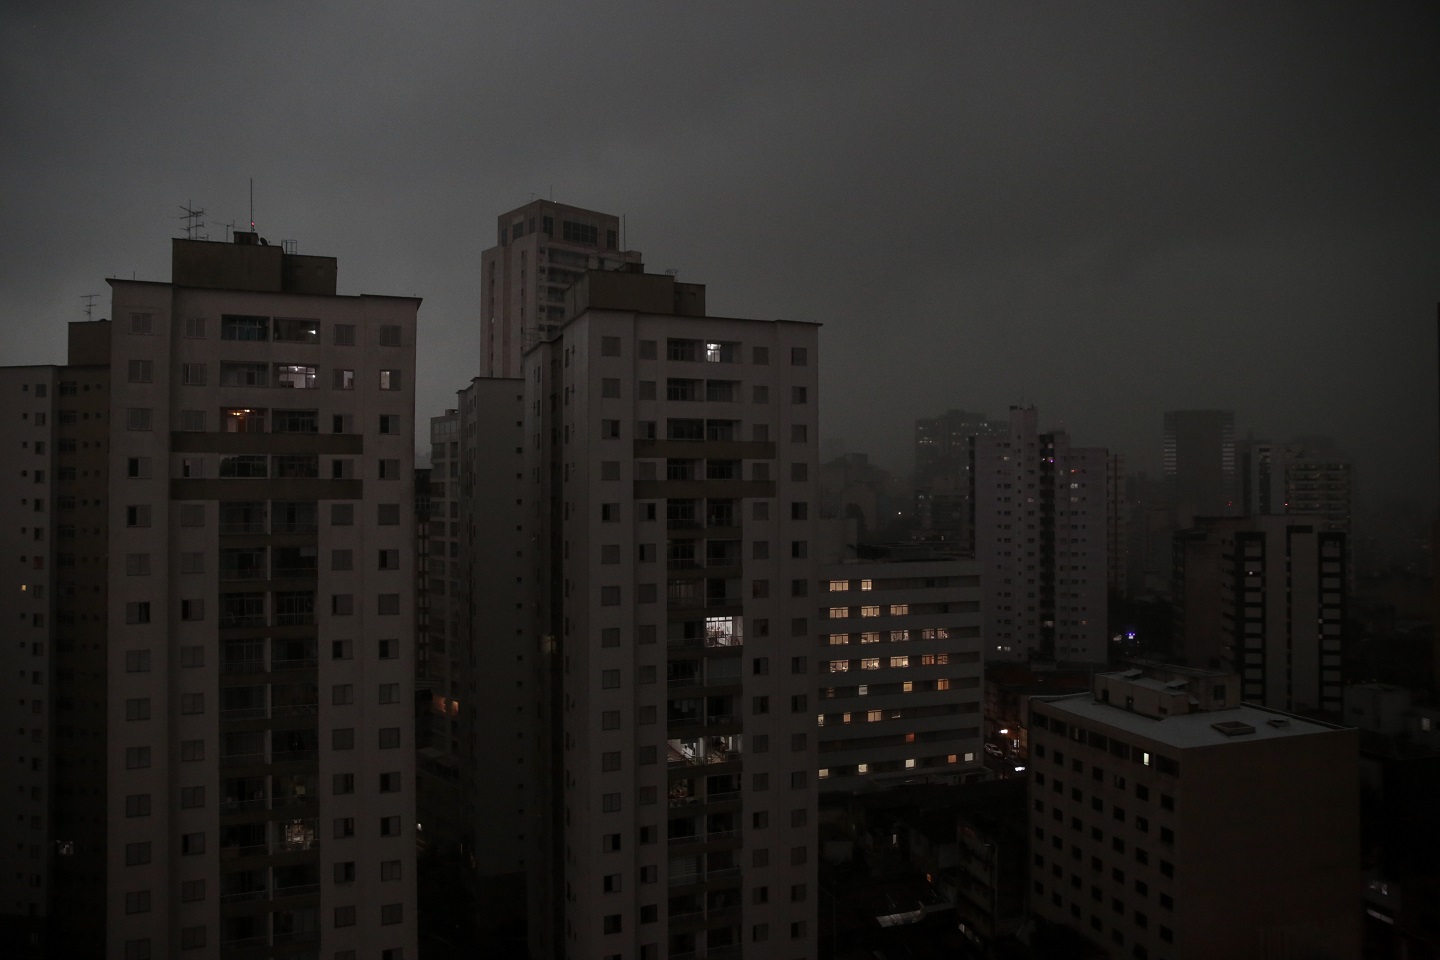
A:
<box><xmin>817</xmin><ymin>555</ymin><xmax>987</xmax><ymax>790</ymax></box>
<box><xmin>481</xmin><ymin>200</ymin><xmax>643</xmax><ymax>379</ymax></box>
<box><xmin>970</xmin><ymin>406</ymin><xmax>1109</xmax><ymax>664</ymax></box>
<box><xmin>2</xmin><ymin>233</ymin><xmax>422</xmax><ymax>959</ymax></box>
<box><xmin>1172</xmin><ymin>514</ymin><xmax>1346</xmax><ymax>715</ymax></box>
<box><xmin>1028</xmin><ymin>667</ymin><xmax>1359</xmax><ymax>959</ymax></box>
<box><xmin>523</xmin><ymin>268</ymin><xmax>820</xmax><ymax>960</ymax></box>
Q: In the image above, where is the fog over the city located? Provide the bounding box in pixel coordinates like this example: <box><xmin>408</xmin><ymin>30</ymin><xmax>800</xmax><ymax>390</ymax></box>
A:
<box><xmin>2</xmin><ymin>2</ymin><xmax>1436</xmax><ymax>512</ymax></box>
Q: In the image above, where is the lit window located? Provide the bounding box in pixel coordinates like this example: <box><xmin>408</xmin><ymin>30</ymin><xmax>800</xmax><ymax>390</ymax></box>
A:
<box><xmin>889</xmin><ymin>604</ymin><xmax>909</xmax><ymax>615</ymax></box>
<box><xmin>827</xmin><ymin>634</ymin><xmax>848</xmax><ymax>646</ymax></box>
<box><xmin>866</xmin><ymin>710</ymin><xmax>881</xmax><ymax>722</ymax></box>
<box><xmin>859</xmin><ymin>579</ymin><xmax>872</xmax><ymax>591</ymax></box>
<box><xmin>857</xmin><ymin>763</ymin><xmax>869</xmax><ymax>774</ymax></box>
<box><xmin>827</xmin><ymin>580</ymin><xmax>847</xmax><ymax>592</ymax></box>
<box><xmin>861</xmin><ymin>658</ymin><xmax>879</xmax><ymax>671</ymax></box>
<box><xmin>860</xmin><ymin>632</ymin><xmax>880</xmax><ymax>644</ymax></box>
<box><xmin>828</xmin><ymin>607</ymin><xmax>848</xmax><ymax>619</ymax></box>
<box><xmin>828</xmin><ymin>660</ymin><xmax>849</xmax><ymax>673</ymax></box>
<box><xmin>889</xmin><ymin>656</ymin><xmax>909</xmax><ymax>668</ymax></box>
<box><xmin>860</xmin><ymin>605</ymin><xmax>880</xmax><ymax>618</ymax></box>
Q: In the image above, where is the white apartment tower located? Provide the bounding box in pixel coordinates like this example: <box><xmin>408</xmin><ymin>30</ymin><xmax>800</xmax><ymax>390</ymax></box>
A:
<box><xmin>971</xmin><ymin>407</ymin><xmax>1109</xmax><ymax>664</ymax></box>
<box><xmin>525</xmin><ymin>270</ymin><xmax>820</xmax><ymax>960</ymax></box>
<box><xmin>481</xmin><ymin>200</ymin><xmax>643</xmax><ymax>379</ymax></box>
<box><xmin>96</xmin><ymin>234</ymin><xmax>420</xmax><ymax>959</ymax></box>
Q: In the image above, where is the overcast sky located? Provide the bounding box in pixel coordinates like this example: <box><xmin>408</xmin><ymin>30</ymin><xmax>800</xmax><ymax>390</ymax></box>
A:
<box><xmin>2</xmin><ymin>2</ymin><xmax>1436</xmax><ymax>511</ymax></box>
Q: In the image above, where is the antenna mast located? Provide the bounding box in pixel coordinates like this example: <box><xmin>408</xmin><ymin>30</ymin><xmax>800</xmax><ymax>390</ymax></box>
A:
<box><xmin>178</xmin><ymin>201</ymin><xmax>206</xmax><ymax>240</ymax></box>
<box><xmin>80</xmin><ymin>294</ymin><xmax>100</xmax><ymax>321</ymax></box>
<box><xmin>249</xmin><ymin>178</ymin><xmax>255</xmax><ymax>233</ymax></box>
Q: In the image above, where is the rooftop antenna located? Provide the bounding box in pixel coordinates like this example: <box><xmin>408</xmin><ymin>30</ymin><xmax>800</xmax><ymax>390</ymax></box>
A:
<box><xmin>80</xmin><ymin>293</ymin><xmax>100</xmax><ymax>321</ymax></box>
<box><xmin>223</xmin><ymin>220</ymin><xmax>237</xmax><ymax>243</ymax></box>
<box><xmin>178</xmin><ymin>201</ymin><xmax>206</xmax><ymax>240</ymax></box>
<box><xmin>249</xmin><ymin>178</ymin><xmax>255</xmax><ymax>233</ymax></box>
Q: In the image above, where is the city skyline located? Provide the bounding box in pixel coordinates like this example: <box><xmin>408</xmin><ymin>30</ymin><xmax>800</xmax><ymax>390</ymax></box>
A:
<box><xmin>1</xmin><ymin>3</ymin><xmax>1437</xmax><ymax>511</ymax></box>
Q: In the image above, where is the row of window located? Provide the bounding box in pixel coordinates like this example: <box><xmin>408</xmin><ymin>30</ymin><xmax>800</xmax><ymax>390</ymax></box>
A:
<box><xmin>590</xmin><ymin>337</ymin><xmax>808</xmax><ymax>367</ymax></box>
<box><xmin>125</xmin><ymin>312</ymin><xmax>405</xmax><ymax>347</ymax></box>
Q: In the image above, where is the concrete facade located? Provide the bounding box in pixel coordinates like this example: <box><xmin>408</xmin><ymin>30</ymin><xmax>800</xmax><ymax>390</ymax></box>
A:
<box><xmin>1030</xmin><ymin>669</ymin><xmax>1359</xmax><ymax>960</ymax></box>
<box><xmin>480</xmin><ymin>201</ymin><xmax>643</xmax><ymax>379</ymax></box>
<box><xmin>971</xmin><ymin>407</ymin><xmax>1109</xmax><ymax>665</ymax></box>
<box><xmin>524</xmin><ymin>270</ymin><xmax>820</xmax><ymax>960</ymax></box>
<box><xmin>816</xmin><ymin>556</ymin><xmax>986</xmax><ymax>791</ymax></box>
<box><xmin>1173</xmin><ymin>514</ymin><xmax>1346</xmax><ymax>715</ymax></box>
<box><xmin>12</xmin><ymin>234</ymin><xmax>424</xmax><ymax>959</ymax></box>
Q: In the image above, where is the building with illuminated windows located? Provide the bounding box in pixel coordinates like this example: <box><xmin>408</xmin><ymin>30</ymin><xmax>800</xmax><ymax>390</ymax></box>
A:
<box><xmin>3</xmin><ymin>233</ymin><xmax>421</xmax><ymax>958</ymax></box>
<box><xmin>816</xmin><ymin>554</ymin><xmax>987</xmax><ymax>790</ymax></box>
<box><xmin>523</xmin><ymin>268</ymin><xmax>820</xmax><ymax>960</ymax></box>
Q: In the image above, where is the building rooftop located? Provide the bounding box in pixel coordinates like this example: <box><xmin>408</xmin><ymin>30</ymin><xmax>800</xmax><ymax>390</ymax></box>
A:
<box><xmin>1039</xmin><ymin>693</ymin><xmax>1346</xmax><ymax>749</ymax></box>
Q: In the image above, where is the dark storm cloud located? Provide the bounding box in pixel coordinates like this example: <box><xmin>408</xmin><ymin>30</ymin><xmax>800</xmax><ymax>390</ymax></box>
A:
<box><xmin>1</xmin><ymin>2</ymin><xmax>1436</xmax><ymax>507</ymax></box>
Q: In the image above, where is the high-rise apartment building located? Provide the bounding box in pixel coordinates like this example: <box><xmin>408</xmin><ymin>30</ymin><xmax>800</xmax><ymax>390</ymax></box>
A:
<box><xmin>480</xmin><ymin>200</ymin><xmax>643</xmax><ymax>378</ymax></box>
<box><xmin>523</xmin><ymin>269</ymin><xmax>820</xmax><ymax>960</ymax></box>
<box><xmin>4</xmin><ymin>234</ymin><xmax>422</xmax><ymax>958</ymax></box>
<box><xmin>1242</xmin><ymin>436</ymin><xmax>1352</xmax><ymax>533</ymax></box>
<box><xmin>913</xmin><ymin>409</ymin><xmax>1004</xmax><ymax>544</ymax></box>
<box><xmin>1162</xmin><ymin>410</ymin><xmax>1237</xmax><ymax>526</ymax></box>
<box><xmin>817</xmin><ymin>554</ymin><xmax>987</xmax><ymax>790</ymax></box>
<box><xmin>418</xmin><ymin>378</ymin><xmax>530</xmax><ymax>899</ymax></box>
<box><xmin>971</xmin><ymin>407</ymin><xmax>1109</xmax><ymax>664</ymax></box>
<box><xmin>1029</xmin><ymin>666</ymin><xmax>1359</xmax><ymax>959</ymax></box>
<box><xmin>1173</xmin><ymin>514</ymin><xmax>1346</xmax><ymax>715</ymax></box>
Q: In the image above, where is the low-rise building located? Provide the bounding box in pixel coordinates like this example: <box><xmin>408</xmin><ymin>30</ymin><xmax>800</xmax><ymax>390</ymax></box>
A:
<box><xmin>1029</xmin><ymin>667</ymin><xmax>1359</xmax><ymax>959</ymax></box>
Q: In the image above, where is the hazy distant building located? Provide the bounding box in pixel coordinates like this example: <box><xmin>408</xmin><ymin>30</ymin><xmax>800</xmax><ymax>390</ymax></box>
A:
<box><xmin>1173</xmin><ymin>514</ymin><xmax>1346</xmax><ymax>715</ymax></box>
<box><xmin>523</xmin><ymin>269</ymin><xmax>820</xmax><ymax>960</ymax></box>
<box><xmin>480</xmin><ymin>200</ymin><xmax>643</xmax><ymax>378</ymax></box>
<box><xmin>971</xmin><ymin>407</ymin><xmax>1109</xmax><ymax>664</ymax></box>
<box><xmin>1242</xmin><ymin>436</ymin><xmax>1353</xmax><ymax>532</ymax></box>
<box><xmin>912</xmin><ymin>409</ymin><xmax>1003</xmax><ymax>545</ymax></box>
<box><xmin>818</xmin><ymin>554</ymin><xmax>986</xmax><ymax>791</ymax></box>
<box><xmin>1030</xmin><ymin>666</ymin><xmax>1360</xmax><ymax>960</ymax></box>
<box><xmin>1162</xmin><ymin>410</ymin><xmax>1237</xmax><ymax>526</ymax></box>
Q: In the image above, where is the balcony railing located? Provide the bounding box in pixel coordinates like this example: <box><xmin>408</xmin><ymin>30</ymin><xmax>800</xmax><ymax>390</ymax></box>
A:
<box><xmin>221</xmin><ymin>752</ymin><xmax>266</xmax><ymax>767</ymax></box>
<box><xmin>223</xmin><ymin>659</ymin><xmax>265</xmax><ymax>675</ymax></box>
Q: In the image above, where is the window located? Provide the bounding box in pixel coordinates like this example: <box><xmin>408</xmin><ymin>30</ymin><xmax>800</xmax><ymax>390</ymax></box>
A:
<box><xmin>183</xmin><ymin>317</ymin><xmax>205</xmax><ymax>338</ymax></box>
<box><xmin>378</xmin><ymin>458</ymin><xmax>400</xmax><ymax>479</ymax></box>
<box><xmin>124</xmin><ymin>890</ymin><xmax>151</xmax><ymax>914</ymax></box>
<box><xmin>380</xmin><ymin>816</ymin><xmax>402</xmax><ymax>836</ymax></box>
<box><xmin>334</xmin><ymin>818</ymin><xmax>355</xmax><ymax>839</ymax></box>
<box><xmin>333</xmin><ymin>323</ymin><xmax>356</xmax><ymax>346</ymax></box>
<box><xmin>180</xmin><ymin>786</ymin><xmax>205</xmax><ymax>808</ymax></box>
<box><xmin>181</xmin><ymin>740</ymin><xmax>203</xmax><ymax>762</ymax></box>
<box><xmin>379</xmin><ymin>324</ymin><xmax>402</xmax><ymax>346</ymax></box>
<box><xmin>601</xmin><ymin>419</ymin><xmax>621</xmax><ymax>438</ymax></box>
<box><xmin>127</xmin><ymin>358</ymin><xmax>153</xmax><ymax>383</ymax></box>
<box><xmin>125</xmin><ymin>794</ymin><xmax>151</xmax><ymax>816</ymax></box>
<box><xmin>379</xmin><ymin>683</ymin><xmax>400</xmax><ymax>704</ymax></box>
<box><xmin>379</xmin><ymin>727</ymin><xmax>401</xmax><ymax>748</ymax></box>
<box><xmin>380</xmin><ymin>903</ymin><xmax>404</xmax><ymax>925</ymax></box>
<box><xmin>126</xmin><ymin>408</ymin><xmax>152</xmax><ymax>431</ymax></box>
<box><xmin>379</xmin><ymin>414</ymin><xmax>400</xmax><ymax>434</ymax></box>
<box><xmin>381</xmin><ymin>859</ymin><xmax>402</xmax><ymax>881</ymax></box>
<box><xmin>181</xmin><ymin>832</ymin><xmax>205</xmax><ymax>855</ymax></box>
<box><xmin>125</xmin><ymin>650</ymin><xmax>151</xmax><ymax>673</ymax></box>
<box><xmin>379</xmin><ymin>369</ymin><xmax>402</xmax><ymax>390</ymax></box>
<box><xmin>332</xmin><ymin>728</ymin><xmax>355</xmax><ymax>750</ymax></box>
<box><xmin>221</xmin><ymin>315</ymin><xmax>268</xmax><ymax>340</ymax></box>
<box><xmin>125</xmin><ymin>841</ymin><xmax>152</xmax><ymax>865</ymax></box>
<box><xmin>125</xmin><ymin>601</ymin><xmax>151</xmax><ymax>624</ymax></box>
<box><xmin>334</xmin><ymin>905</ymin><xmax>357</xmax><ymax>928</ymax></box>
<box><xmin>220</xmin><ymin>361</ymin><xmax>269</xmax><ymax>386</ymax></box>
<box><xmin>378</xmin><ymin>593</ymin><xmax>400</xmax><ymax>614</ymax></box>
<box><xmin>181</xmin><ymin>880</ymin><xmax>205</xmax><ymax>902</ymax></box>
<box><xmin>333</xmin><ymin>773</ymin><xmax>355</xmax><ymax>795</ymax></box>
<box><xmin>181</xmin><ymin>362</ymin><xmax>206</xmax><ymax>385</ymax></box>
